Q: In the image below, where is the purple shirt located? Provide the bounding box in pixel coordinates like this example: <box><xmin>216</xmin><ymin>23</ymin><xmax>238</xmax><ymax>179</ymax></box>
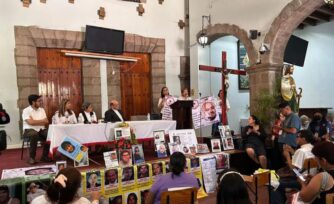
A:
<box><xmin>150</xmin><ymin>172</ymin><xmax>199</xmax><ymax>204</ymax></box>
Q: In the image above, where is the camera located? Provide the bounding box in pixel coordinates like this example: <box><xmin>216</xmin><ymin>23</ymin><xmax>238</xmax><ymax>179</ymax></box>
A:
<box><xmin>259</xmin><ymin>43</ymin><xmax>270</xmax><ymax>55</ymax></box>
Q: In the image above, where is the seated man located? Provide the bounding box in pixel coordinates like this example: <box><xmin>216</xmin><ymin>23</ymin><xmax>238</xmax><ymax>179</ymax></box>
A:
<box><xmin>283</xmin><ymin>129</ymin><xmax>315</xmax><ymax>171</ymax></box>
<box><xmin>22</xmin><ymin>95</ymin><xmax>50</xmax><ymax>164</ymax></box>
<box><xmin>104</xmin><ymin>100</ymin><xmax>124</xmax><ymax>123</ymax></box>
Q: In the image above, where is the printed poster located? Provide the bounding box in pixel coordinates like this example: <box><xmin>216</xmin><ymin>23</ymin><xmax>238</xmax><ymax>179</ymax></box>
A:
<box><xmin>103</xmin><ymin>168</ymin><xmax>121</xmax><ymax>196</ymax></box>
<box><xmin>200</xmin><ymin>156</ymin><xmax>218</xmax><ymax>193</ymax></box>
<box><xmin>168</xmin><ymin>129</ymin><xmax>198</xmax><ymax>147</ymax></box>
<box><xmin>57</xmin><ymin>136</ymin><xmax>89</xmax><ymax>163</ymax></box>
<box><xmin>161</xmin><ymin>96</ymin><xmax>177</xmax><ymax>120</ymax></box>
<box><xmin>192</xmin><ymin>97</ymin><xmax>219</xmax><ymax>129</ymax></box>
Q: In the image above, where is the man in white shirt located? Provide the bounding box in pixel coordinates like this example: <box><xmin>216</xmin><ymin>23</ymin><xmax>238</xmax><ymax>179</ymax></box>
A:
<box><xmin>22</xmin><ymin>95</ymin><xmax>50</xmax><ymax>164</ymax></box>
<box><xmin>104</xmin><ymin>100</ymin><xmax>124</xmax><ymax>122</ymax></box>
<box><xmin>283</xmin><ymin>129</ymin><xmax>315</xmax><ymax>170</ymax></box>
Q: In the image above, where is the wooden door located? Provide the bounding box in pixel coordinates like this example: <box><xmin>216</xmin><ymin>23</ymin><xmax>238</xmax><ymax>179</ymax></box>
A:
<box><xmin>120</xmin><ymin>53</ymin><xmax>151</xmax><ymax>120</ymax></box>
<box><xmin>37</xmin><ymin>48</ymin><xmax>82</xmax><ymax>121</ymax></box>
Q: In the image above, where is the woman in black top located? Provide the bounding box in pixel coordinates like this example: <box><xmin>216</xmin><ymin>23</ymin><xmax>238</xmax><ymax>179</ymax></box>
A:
<box><xmin>242</xmin><ymin>115</ymin><xmax>267</xmax><ymax>168</ymax></box>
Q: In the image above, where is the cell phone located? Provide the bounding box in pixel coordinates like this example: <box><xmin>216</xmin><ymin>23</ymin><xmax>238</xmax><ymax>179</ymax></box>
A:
<box><xmin>293</xmin><ymin>168</ymin><xmax>306</xmax><ymax>182</ymax></box>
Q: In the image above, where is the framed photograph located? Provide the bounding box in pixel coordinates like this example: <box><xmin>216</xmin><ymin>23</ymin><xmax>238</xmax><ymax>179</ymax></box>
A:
<box><xmin>215</xmin><ymin>153</ymin><xmax>230</xmax><ymax>169</ymax></box>
<box><xmin>196</xmin><ymin>143</ymin><xmax>210</xmax><ymax>154</ymax></box>
<box><xmin>190</xmin><ymin>157</ymin><xmax>200</xmax><ymax>169</ymax></box>
<box><xmin>122</xmin><ymin>166</ymin><xmax>134</xmax><ymax>182</ymax></box>
<box><xmin>74</xmin><ymin>153</ymin><xmax>89</xmax><ymax>167</ymax></box>
<box><xmin>153</xmin><ymin>130</ymin><xmax>165</xmax><ymax>145</ymax></box>
<box><xmin>137</xmin><ymin>164</ymin><xmax>150</xmax><ymax>179</ymax></box>
<box><xmin>156</xmin><ymin>143</ymin><xmax>168</xmax><ymax>158</ymax></box>
<box><xmin>237</xmin><ymin>40</ymin><xmax>249</xmax><ymax>90</ymax></box>
<box><xmin>114</xmin><ymin>127</ymin><xmax>131</xmax><ymax>140</ymax></box>
<box><xmin>222</xmin><ymin>137</ymin><xmax>234</xmax><ymax>150</ymax></box>
<box><xmin>218</xmin><ymin>126</ymin><xmax>225</xmax><ymax>138</ymax></box>
<box><xmin>152</xmin><ymin>162</ymin><xmax>163</xmax><ymax>177</ymax></box>
<box><xmin>132</xmin><ymin>144</ymin><xmax>145</xmax><ymax>164</ymax></box>
<box><xmin>103</xmin><ymin>151</ymin><xmax>119</xmax><ymax>168</ymax></box>
<box><xmin>223</xmin><ymin>125</ymin><xmax>232</xmax><ymax>137</ymax></box>
<box><xmin>56</xmin><ymin>161</ymin><xmax>67</xmax><ymax>172</ymax></box>
<box><xmin>86</xmin><ymin>170</ymin><xmax>101</xmax><ymax>191</ymax></box>
<box><xmin>181</xmin><ymin>144</ymin><xmax>190</xmax><ymax>154</ymax></box>
<box><xmin>168</xmin><ymin>143</ymin><xmax>180</xmax><ymax>155</ymax></box>
<box><xmin>211</xmin><ymin>139</ymin><xmax>221</xmax><ymax>152</ymax></box>
<box><xmin>119</xmin><ymin>149</ymin><xmax>132</xmax><ymax>167</ymax></box>
<box><xmin>189</xmin><ymin>145</ymin><xmax>197</xmax><ymax>155</ymax></box>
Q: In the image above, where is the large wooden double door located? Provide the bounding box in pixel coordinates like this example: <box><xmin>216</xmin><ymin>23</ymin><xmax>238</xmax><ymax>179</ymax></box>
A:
<box><xmin>37</xmin><ymin>48</ymin><xmax>82</xmax><ymax>121</ymax></box>
<box><xmin>120</xmin><ymin>53</ymin><xmax>151</xmax><ymax>120</ymax></box>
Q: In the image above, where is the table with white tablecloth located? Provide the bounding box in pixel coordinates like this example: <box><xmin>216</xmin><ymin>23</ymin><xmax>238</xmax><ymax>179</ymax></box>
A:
<box><xmin>47</xmin><ymin>120</ymin><xmax>176</xmax><ymax>154</ymax></box>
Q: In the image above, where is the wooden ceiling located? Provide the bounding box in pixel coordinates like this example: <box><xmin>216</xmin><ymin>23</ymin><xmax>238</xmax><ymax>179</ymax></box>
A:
<box><xmin>298</xmin><ymin>4</ymin><xmax>334</xmax><ymax>29</ymax></box>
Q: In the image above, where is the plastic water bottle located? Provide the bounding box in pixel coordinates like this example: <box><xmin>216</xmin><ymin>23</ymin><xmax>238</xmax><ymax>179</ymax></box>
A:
<box><xmin>147</xmin><ymin>113</ymin><xmax>150</xmax><ymax>120</ymax></box>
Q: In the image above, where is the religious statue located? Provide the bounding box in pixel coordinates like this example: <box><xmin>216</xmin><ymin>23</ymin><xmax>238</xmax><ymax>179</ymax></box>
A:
<box><xmin>281</xmin><ymin>64</ymin><xmax>301</xmax><ymax>112</ymax></box>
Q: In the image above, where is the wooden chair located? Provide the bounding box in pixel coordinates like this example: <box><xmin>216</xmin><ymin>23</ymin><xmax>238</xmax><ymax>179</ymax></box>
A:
<box><xmin>244</xmin><ymin>171</ymin><xmax>271</xmax><ymax>204</ymax></box>
<box><xmin>302</xmin><ymin>158</ymin><xmax>318</xmax><ymax>174</ymax></box>
<box><xmin>326</xmin><ymin>193</ymin><xmax>334</xmax><ymax>204</ymax></box>
<box><xmin>160</xmin><ymin>187</ymin><xmax>198</xmax><ymax>204</ymax></box>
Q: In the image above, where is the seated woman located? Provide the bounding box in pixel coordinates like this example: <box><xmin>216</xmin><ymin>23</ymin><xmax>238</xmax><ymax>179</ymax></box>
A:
<box><xmin>146</xmin><ymin>152</ymin><xmax>199</xmax><ymax>204</ymax></box>
<box><xmin>216</xmin><ymin>169</ymin><xmax>251</xmax><ymax>204</ymax></box>
<box><xmin>78</xmin><ymin>102</ymin><xmax>97</xmax><ymax>124</ymax></box>
<box><xmin>32</xmin><ymin>167</ymin><xmax>99</xmax><ymax>204</ymax></box>
<box><xmin>297</xmin><ymin>141</ymin><xmax>334</xmax><ymax>204</ymax></box>
<box><xmin>178</xmin><ymin>87</ymin><xmax>192</xmax><ymax>100</ymax></box>
<box><xmin>53</xmin><ymin>99</ymin><xmax>77</xmax><ymax>124</ymax></box>
<box><xmin>242</xmin><ymin>115</ymin><xmax>267</xmax><ymax>169</ymax></box>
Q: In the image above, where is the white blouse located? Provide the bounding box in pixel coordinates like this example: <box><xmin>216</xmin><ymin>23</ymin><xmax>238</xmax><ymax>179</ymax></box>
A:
<box><xmin>53</xmin><ymin>110</ymin><xmax>77</xmax><ymax>124</ymax></box>
<box><xmin>78</xmin><ymin>111</ymin><xmax>97</xmax><ymax>123</ymax></box>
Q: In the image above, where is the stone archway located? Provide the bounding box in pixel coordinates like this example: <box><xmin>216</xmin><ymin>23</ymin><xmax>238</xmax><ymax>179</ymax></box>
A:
<box><xmin>199</xmin><ymin>23</ymin><xmax>258</xmax><ymax>66</ymax></box>
<box><xmin>263</xmin><ymin>0</ymin><xmax>325</xmax><ymax>64</ymax></box>
<box><xmin>14</xmin><ymin>26</ymin><xmax>166</xmax><ymax>119</ymax></box>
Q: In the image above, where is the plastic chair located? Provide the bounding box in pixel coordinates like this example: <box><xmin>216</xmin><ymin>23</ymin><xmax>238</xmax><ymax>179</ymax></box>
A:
<box><xmin>160</xmin><ymin>187</ymin><xmax>198</xmax><ymax>204</ymax></box>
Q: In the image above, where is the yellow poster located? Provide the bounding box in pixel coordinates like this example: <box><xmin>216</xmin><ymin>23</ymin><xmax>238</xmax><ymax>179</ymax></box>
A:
<box><xmin>103</xmin><ymin>168</ymin><xmax>121</xmax><ymax>196</ymax></box>
<box><xmin>121</xmin><ymin>166</ymin><xmax>136</xmax><ymax>192</ymax></box>
<box><xmin>136</xmin><ymin>163</ymin><xmax>152</xmax><ymax>190</ymax></box>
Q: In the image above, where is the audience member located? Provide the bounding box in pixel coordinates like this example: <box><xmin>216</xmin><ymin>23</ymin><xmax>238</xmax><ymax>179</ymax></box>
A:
<box><xmin>146</xmin><ymin>152</ymin><xmax>199</xmax><ymax>204</ymax></box>
<box><xmin>104</xmin><ymin>100</ymin><xmax>124</xmax><ymax>122</ymax></box>
<box><xmin>178</xmin><ymin>87</ymin><xmax>192</xmax><ymax>100</ymax></box>
<box><xmin>308</xmin><ymin>112</ymin><xmax>332</xmax><ymax>139</ymax></box>
<box><xmin>78</xmin><ymin>102</ymin><xmax>97</xmax><ymax>124</ymax></box>
<box><xmin>242</xmin><ymin>115</ymin><xmax>267</xmax><ymax>169</ymax></box>
<box><xmin>271</xmin><ymin>112</ymin><xmax>285</xmax><ymax>170</ymax></box>
<box><xmin>31</xmin><ymin>167</ymin><xmax>99</xmax><ymax>204</ymax></box>
<box><xmin>300</xmin><ymin>115</ymin><xmax>310</xmax><ymax>130</ymax></box>
<box><xmin>216</xmin><ymin>169</ymin><xmax>251</xmax><ymax>204</ymax></box>
<box><xmin>283</xmin><ymin>129</ymin><xmax>315</xmax><ymax>170</ymax></box>
<box><xmin>22</xmin><ymin>94</ymin><xmax>50</xmax><ymax>164</ymax></box>
<box><xmin>53</xmin><ymin>99</ymin><xmax>77</xmax><ymax>124</ymax></box>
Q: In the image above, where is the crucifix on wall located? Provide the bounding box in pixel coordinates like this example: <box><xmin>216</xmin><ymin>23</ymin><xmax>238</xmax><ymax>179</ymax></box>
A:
<box><xmin>199</xmin><ymin>51</ymin><xmax>247</xmax><ymax>125</ymax></box>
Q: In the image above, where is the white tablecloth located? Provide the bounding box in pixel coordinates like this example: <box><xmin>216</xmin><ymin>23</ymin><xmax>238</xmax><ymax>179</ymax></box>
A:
<box><xmin>47</xmin><ymin>120</ymin><xmax>176</xmax><ymax>153</ymax></box>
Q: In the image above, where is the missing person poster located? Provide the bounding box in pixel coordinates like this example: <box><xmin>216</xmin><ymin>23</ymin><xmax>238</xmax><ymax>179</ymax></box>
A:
<box><xmin>192</xmin><ymin>97</ymin><xmax>219</xmax><ymax>129</ymax></box>
<box><xmin>136</xmin><ymin>163</ymin><xmax>152</xmax><ymax>189</ymax></box>
<box><xmin>104</xmin><ymin>151</ymin><xmax>119</xmax><ymax>168</ymax></box>
<box><xmin>103</xmin><ymin>168</ymin><xmax>121</xmax><ymax>196</ymax></box>
<box><xmin>168</xmin><ymin>129</ymin><xmax>198</xmax><ymax>147</ymax></box>
<box><xmin>85</xmin><ymin>170</ymin><xmax>102</xmax><ymax>193</ymax></box>
<box><xmin>161</xmin><ymin>96</ymin><xmax>177</xmax><ymax>120</ymax></box>
<box><xmin>57</xmin><ymin>137</ymin><xmax>88</xmax><ymax>163</ymax></box>
<box><xmin>121</xmin><ymin>166</ymin><xmax>136</xmax><ymax>192</ymax></box>
<box><xmin>200</xmin><ymin>156</ymin><xmax>218</xmax><ymax>193</ymax></box>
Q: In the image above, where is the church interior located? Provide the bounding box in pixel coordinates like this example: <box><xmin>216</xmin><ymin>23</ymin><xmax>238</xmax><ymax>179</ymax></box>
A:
<box><xmin>1</xmin><ymin>0</ymin><xmax>334</xmax><ymax>203</ymax></box>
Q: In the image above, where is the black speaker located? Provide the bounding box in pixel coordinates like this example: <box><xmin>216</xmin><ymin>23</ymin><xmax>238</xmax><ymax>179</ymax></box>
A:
<box><xmin>284</xmin><ymin>35</ymin><xmax>309</xmax><ymax>67</ymax></box>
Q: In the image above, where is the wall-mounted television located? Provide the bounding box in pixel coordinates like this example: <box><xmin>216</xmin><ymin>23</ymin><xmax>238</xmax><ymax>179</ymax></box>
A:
<box><xmin>84</xmin><ymin>25</ymin><xmax>124</xmax><ymax>55</ymax></box>
<box><xmin>284</xmin><ymin>35</ymin><xmax>308</xmax><ymax>67</ymax></box>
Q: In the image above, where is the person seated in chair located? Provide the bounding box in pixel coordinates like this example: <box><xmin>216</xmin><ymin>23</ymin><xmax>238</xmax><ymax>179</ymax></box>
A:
<box><xmin>22</xmin><ymin>95</ymin><xmax>51</xmax><ymax>164</ymax></box>
<box><xmin>78</xmin><ymin>102</ymin><xmax>97</xmax><ymax>124</ymax></box>
<box><xmin>104</xmin><ymin>100</ymin><xmax>124</xmax><ymax>123</ymax></box>
<box><xmin>146</xmin><ymin>152</ymin><xmax>199</xmax><ymax>204</ymax></box>
<box><xmin>53</xmin><ymin>99</ymin><xmax>77</xmax><ymax>124</ymax></box>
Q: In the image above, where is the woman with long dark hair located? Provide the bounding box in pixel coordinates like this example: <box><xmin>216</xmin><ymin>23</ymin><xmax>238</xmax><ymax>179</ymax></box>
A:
<box><xmin>146</xmin><ymin>152</ymin><xmax>199</xmax><ymax>204</ymax></box>
<box><xmin>32</xmin><ymin>167</ymin><xmax>99</xmax><ymax>204</ymax></box>
<box><xmin>158</xmin><ymin>86</ymin><xmax>170</xmax><ymax>112</ymax></box>
<box><xmin>242</xmin><ymin>115</ymin><xmax>267</xmax><ymax>168</ymax></box>
<box><xmin>216</xmin><ymin>169</ymin><xmax>251</xmax><ymax>204</ymax></box>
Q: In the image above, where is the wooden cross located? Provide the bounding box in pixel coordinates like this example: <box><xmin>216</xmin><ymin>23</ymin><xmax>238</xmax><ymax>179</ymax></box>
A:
<box><xmin>199</xmin><ymin>51</ymin><xmax>247</xmax><ymax>125</ymax></box>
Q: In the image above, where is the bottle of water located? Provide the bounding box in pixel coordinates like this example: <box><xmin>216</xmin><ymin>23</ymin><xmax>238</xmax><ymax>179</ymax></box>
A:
<box><xmin>147</xmin><ymin>113</ymin><xmax>150</xmax><ymax>120</ymax></box>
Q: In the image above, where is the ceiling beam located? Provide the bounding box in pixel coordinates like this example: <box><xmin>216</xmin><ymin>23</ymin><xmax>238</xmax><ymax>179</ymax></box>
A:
<box><xmin>309</xmin><ymin>11</ymin><xmax>331</xmax><ymax>21</ymax></box>
<box><xmin>317</xmin><ymin>5</ymin><xmax>334</xmax><ymax>16</ymax></box>
<box><xmin>297</xmin><ymin>24</ymin><xmax>305</xmax><ymax>29</ymax></box>
<box><xmin>303</xmin><ymin>17</ymin><xmax>318</xmax><ymax>26</ymax></box>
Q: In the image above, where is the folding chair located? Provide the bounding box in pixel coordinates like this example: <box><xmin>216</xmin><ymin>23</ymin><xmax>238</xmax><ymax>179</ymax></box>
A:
<box><xmin>160</xmin><ymin>187</ymin><xmax>198</xmax><ymax>204</ymax></box>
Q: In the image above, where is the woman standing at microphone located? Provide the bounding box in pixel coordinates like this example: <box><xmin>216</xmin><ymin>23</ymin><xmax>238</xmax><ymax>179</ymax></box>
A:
<box><xmin>53</xmin><ymin>99</ymin><xmax>77</xmax><ymax>124</ymax></box>
<box><xmin>78</xmin><ymin>102</ymin><xmax>97</xmax><ymax>124</ymax></box>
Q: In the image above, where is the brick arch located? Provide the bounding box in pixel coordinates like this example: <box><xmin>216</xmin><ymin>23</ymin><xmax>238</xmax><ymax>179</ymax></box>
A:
<box><xmin>263</xmin><ymin>0</ymin><xmax>324</xmax><ymax>64</ymax></box>
<box><xmin>14</xmin><ymin>26</ymin><xmax>165</xmax><ymax>118</ymax></box>
<box><xmin>199</xmin><ymin>23</ymin><xmax>258</xmax><ymax>66</ymax></box>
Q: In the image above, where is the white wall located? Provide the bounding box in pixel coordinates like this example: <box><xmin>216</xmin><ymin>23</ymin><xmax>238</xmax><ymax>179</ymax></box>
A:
<box><xmin>293</xmin><ymin>21</ymin><xmax>334</xmax><ymax>114</ymax></box>
<box><xmin>0</xmin><ymin>0</ymin><xmax>185</xmax><ymax>146</ymax></box>
<box><xmin>209</xmin><ymin>36</ymin><xmax>250</xmax><ymax>133</ymax></box>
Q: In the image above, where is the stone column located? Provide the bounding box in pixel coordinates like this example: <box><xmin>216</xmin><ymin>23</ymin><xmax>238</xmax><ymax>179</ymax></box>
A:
<box><xmin>247</xmin><ymin>63</ymin><xmax>282</xmax><ymax>113</ymax></box>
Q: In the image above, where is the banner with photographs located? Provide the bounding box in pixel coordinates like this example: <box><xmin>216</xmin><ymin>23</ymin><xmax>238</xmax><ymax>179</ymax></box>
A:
<box><xmin>192</xmin><ymin>97</ymin><xmax>219</xmax><ymax>129</ymax></box>
<box><xmin>57</xmin><ymin>136</ymin><xmax>89</xmax><ymax>163</ymax></box>
<box><xmin>200</xmin><ymin>156</ymin><xmax>218</xmax><ymax>193</ymax></box>
<box><xmin>161</xmin><ymin>96</ymin><xmax>178</xmax><ymax>120</ymax></box>
<box><xmin>1</xmin><ymin>165</ymin><xmax>57</xmax><ymax>179</ymax></box>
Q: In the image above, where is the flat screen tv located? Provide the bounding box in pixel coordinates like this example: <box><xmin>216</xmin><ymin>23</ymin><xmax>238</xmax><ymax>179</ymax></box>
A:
<box><xmin>284</xmin><ymin>35</ymin><xmax>308</xmax><ymax>67</ymax></box>
<box><xmin>84</xmin><ymin>25</ymin><xmax>124</xmax><ymax>54</ymax></box>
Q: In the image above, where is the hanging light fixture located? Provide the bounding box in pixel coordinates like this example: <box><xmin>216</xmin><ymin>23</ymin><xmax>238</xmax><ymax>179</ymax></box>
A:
<box><xmin>198</xmin><ymin>15</ymin><xmax>211</xmax><ymax>47</ymax></box>
<box><xmin>324</xmin><ymin>0</ymin><xmax>334</xmax><ymax>6</ymax></box>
